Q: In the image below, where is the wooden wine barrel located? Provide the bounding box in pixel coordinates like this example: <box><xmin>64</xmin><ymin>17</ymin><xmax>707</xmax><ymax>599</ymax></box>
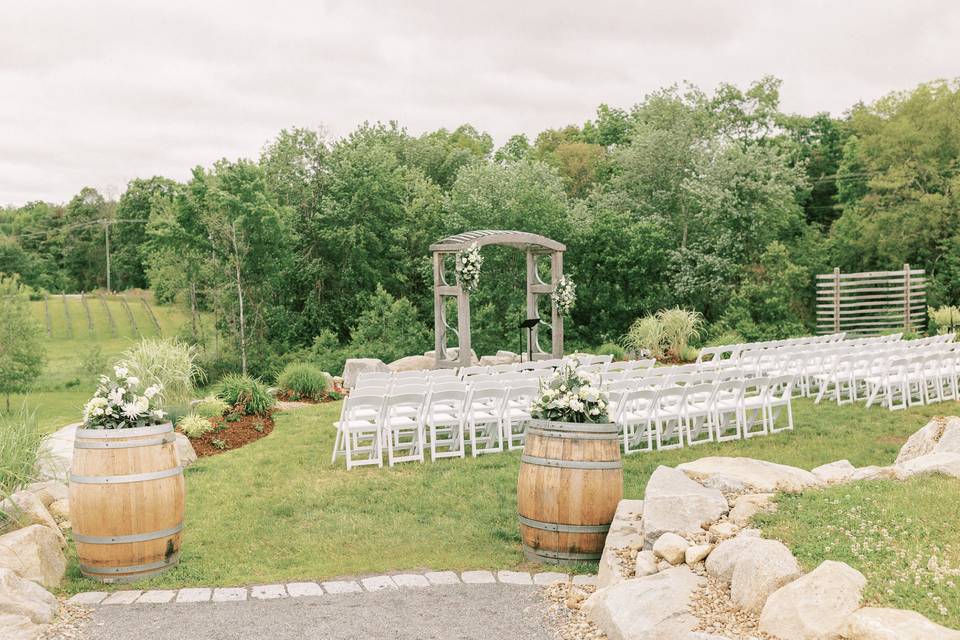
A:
<box><xmin>517</xmin><ymin>419</ymin><xmax>623</xmax><ymax>564</ymax></box>
<box><xmin>69</xmin><ymin>423</ymin><xmax>185</xmax><ymax>583</ymax></box>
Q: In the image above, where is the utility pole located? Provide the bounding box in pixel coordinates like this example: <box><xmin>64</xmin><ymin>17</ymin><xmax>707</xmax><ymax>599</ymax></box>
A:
<box><xmin>104</xmin><ymin>219</ymin><xmax>112</xmax><ymax>293</ymax></box>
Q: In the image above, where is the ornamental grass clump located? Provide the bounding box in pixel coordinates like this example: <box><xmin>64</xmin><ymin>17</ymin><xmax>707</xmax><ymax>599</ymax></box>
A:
<box><xmin>0</xmin><ymin>408</ymin><xmax>42</xmax><ymax>504</ymax></box>
<box><xmin>215</xmin><ymin>374</ymin><xmax>275</xmax><ymax>416</ymax></box>
<box><xmin>276</xmin><ymin>362</ymin><xmax>328</xmax><ymax>400</ymax></box>
<box><xmin>530</xmin><ymin>362</ymin><xmax>609</xmax><ymax>423</ymax></box>
<box><xmin>194</xmin><ymin>396</ymin><xmax>230</xmax><ymax>418</ymax></box>
<box><xmin>122</xmin><ymin>338</ymin><xmax>205</xmax><ymax>406</ymax></box>
<box><xmin>177</xmin><ymin>414</ymin><xmax>213</xmax><ymax>439</ymax></box>
<box><xmin>82</xmin><ymin>363</ymin><xmax>167</xmax><ymax>429</ymax></box>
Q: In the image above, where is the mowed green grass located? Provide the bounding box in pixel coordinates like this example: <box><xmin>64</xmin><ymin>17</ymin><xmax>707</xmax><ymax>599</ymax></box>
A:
<box><xmin>59</xmin><ymin>395</ymin><xmax>960</xmax><ymax>594</ymax></box>
<box><xmin>758</xmin><ymin>477</ymin><xmax>960</xmax><ymax>629</ymax></box>
<box><xmin>10</xmin><ymin>293</ymin><xmax>195</xmax><ymax>432</ymax></box>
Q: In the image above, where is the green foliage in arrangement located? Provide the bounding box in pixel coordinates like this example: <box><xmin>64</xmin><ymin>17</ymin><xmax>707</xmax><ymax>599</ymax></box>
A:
<box><xmin>276</xmin><ymin>362</ymin><xmax>328</xmax><ymax>400</ymax></box>
<box><xmin>193</xmin><ymin>397</ymin><xmax>230</xmax><ymax>418</ymax></box>
<box><xmin>177</xmin><ymin>414</ymin><xmax>213</xmax><ymax>439</ymax></box>
<box><xmin>0</xmin><ymin>275</ymin><xmax>47</xmax><ymax>411</ymax></box>
<box><xmin>215</xmin><ymin>374</ymin><xmax>275</xmax><ymax>416</ymax></box>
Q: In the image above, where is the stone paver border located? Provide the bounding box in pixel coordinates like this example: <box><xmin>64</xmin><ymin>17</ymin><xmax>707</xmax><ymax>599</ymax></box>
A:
<box><xmin>66</xmin><ymin>570</ymin><xmax>589</xmax><ymax>606</ymax></box>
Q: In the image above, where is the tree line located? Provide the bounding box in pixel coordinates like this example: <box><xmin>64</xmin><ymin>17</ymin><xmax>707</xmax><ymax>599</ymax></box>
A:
<box><xmin>2</xmin><ymin>76</ymin><xmax>958</xmax><ymax>376</ymax></box>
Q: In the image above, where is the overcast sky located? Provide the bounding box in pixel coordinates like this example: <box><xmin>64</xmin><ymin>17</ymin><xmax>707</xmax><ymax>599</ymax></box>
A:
<box><xmin>2</xmin><ymin>0</ymin><xmax>958</xmax><ymax>206</ymax></box>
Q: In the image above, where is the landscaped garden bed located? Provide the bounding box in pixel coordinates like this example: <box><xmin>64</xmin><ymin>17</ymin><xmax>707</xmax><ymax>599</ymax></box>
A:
<box><xmin>182</xmin><ymin>413</ymin><xmax>276</xmax><ymax>457</ymax></box>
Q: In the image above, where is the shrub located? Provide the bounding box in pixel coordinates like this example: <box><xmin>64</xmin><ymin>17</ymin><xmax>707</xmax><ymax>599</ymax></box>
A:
<box><xmin>308</xmin><ymin>330</ymin><xmax>353</xmax><ymax>377</ymax></box>
<box><xmin>194</xmin><ymin>397</ymin><xmax>229</xmax><ymax>418</ymax></box>
<box><xmin>623</xmin><ymin>315</ymin><xmax>665</xmax><ymax>359</ymax></box>
<box><xmin>122</xmin><ymin>338</ymin><xmax>206</xmax><ymax>406</ymax></box>
<box><xmin>594</xmin><ymin>342</ymin><xmax>627</xmax><ymax>361</ymax></box>
<box><xmin>929</xmin><ymin>305</ymin><xmax>960</xmax><ymax>335</ymax></box>
<box><xmin>677</xmin><ymin>345</ymin><xmax>700</xmax><ymax>362</ymax></box>
<box><xmin>705</xmin><ymin>328</ymin><xmax>746</xmax><ymax>347</ymax></box>
<box><xmin>178</xmin><ymin>414</ymin><xmax>213</xmax><ymax>439</ymax></box>
<box><xmin>0</xmin><ymin>408</ymin><xmax>42</xmax><ymax>505</ymax></box>
<box><xmin>657</xmin><ymin>307</ymin><xmax>704</xmax><ymax>357</ymax></box>
<box><xmin>276</xmin><ymin>362</ymin><xmax>328</xmax><ymax>400</ymax></box>
<box><xmin>215</xmin><ymin>374</ymin><xmax>275</xmax><ymax>416</ymax></box>
<box><xmin>349</xmin><ymin>285</ymin><xmax>431</xmax><ymax>364</ymax></box>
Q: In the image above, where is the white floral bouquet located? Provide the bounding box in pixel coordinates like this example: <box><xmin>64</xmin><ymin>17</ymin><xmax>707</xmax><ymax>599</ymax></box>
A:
<box><xmin>530</xmin><ymin>362</ymin><xmax>609</xmax><ymax>423</ymax></box>
<box><xmin>456</xmin><ymin>243</ymin><xmax>483</xmax><ymax>293</ymax></box>
<box><xmin>82</xmin><ymin>363</ymin><xmax>167</xmax><ymax>429</ymax></box>
<box><xmin>551</xmin><ymin>275</ymin><xmax>576</xmax><ymax>316</ymax></box>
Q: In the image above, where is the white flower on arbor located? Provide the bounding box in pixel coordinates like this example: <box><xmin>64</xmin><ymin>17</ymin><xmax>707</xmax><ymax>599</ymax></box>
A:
<box><xmin>456</xmin><ymin>243</ymin><xmax>483</xmax><ymax>293</ymax></box>
<box><xmin>551</xmin><ymin>275</ymin><xmax>576</xmax><ymax>316</ymax></box>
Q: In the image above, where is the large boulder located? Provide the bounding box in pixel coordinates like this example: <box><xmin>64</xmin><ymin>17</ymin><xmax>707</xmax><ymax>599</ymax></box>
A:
<box><xmin>894</xmin><ymin>452</ymin><xmax>960</xmax><ymax>480</ymax></box>
<box><xmin>849</xmin><ymin>465</ymin><xmax>897</xmax><ymax>482</ymax></box>
<box><xmin>642</xmin><ymin>466</ymin><xmax>728</xmax><ymax>546</ymax></box>
<box><xmin>0</xmin><ymin>525</ymin><xmax>66</xmax><ymax>588</ymax></box>
<box><xmin>24</xmin><ymin>481</ymin><xmax>68</xmax><ymax>508</ymax></box>
<box><xmin>729</xmin><ymin>538</ymin><xmax>801</xmax><ymax>614</ymax></box>
<box><xmin>597</xmin><ymin>530</ymin><xmax>644</xmax><ymax>589</ymax></box>
<box><xmin>895</xmin><ymin>416</ymin><xmax>960</xmax><ymax>464</ymax></box>
<box><xmin>811</xmin><ymin>459</ymin><xmax>856</xmax><ymax>485</ymax></box>
<box><xmin>705</xmin><ymin>532</ymin><xmax>759</xmax><ymax>583</ymax></box>
<box><xmin>840</xmin><ymin>607</ymin><xmax>960</xmax><ymax>640</ymax></box>
<box><xmin>174</xmin><ymin>433</ymin><xmax>197</xmax><ymax>467</ymax></box>
<box><xmin>0</xmin><ymin>492</ymin><xmax>64</xmax><ymax>546</ymax></box>
<box><xmin>608</xmin><ymin>499</ymin><xmax>644</xmax><ymax>536</ymax></box>
<box><xmin>424</xmin><ymin>348</ymin><xmax>479</xmax><ymax>365</ymax></box>
<box><xmin>583</xmin><ymin>566</ymin><xmax>705</xmax><ymax>640</ymax></box>
<box><xmin>387</xmin><ymin>355</ymin><xmax>435</xmax><ymax>373</ymax></box>
<box><xmin>677</xmin><ymin>457</ymin><xmax>822</xmax><ymax>493</ymax></box>
<box><xmin>36</xmin><ymin>423</ymin><xmax>79</xmax><ymax>482</ymax></box>
<box><xmin>342</xmin><ymin>358</ymin><xmax>389</xmax><ymax>388</ymax></box>
<box><xmin>758</xmin><ymin>560</ymin><xmax>866</xmax><ymax>639</ymax></box>
<box><xmin>0</xmin><ymin>568</ymin><xmax>58</xmax><ymax>624</ymax></box>
<box><xmin>728</xmin><ymin>493</ymin><xmax>776</xmax><ymax>527</ymax></box>
<box><xmin>478</xmin><ymin>355</ymin><xmax>517</xmax><ymax>366</ymax></box>
<box><xmin>0</xmin><ymin>614</ymin><xmax>41</xmax><ymax>640</ymax></box>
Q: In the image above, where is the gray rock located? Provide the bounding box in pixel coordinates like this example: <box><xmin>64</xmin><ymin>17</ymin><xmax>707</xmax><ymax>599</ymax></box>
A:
<box><xmin>728</xmin><ymin>493</ymin><xmax>776</xmax><ymax>527</ymax></box>
<box><xmin>841</xmin><ymin>606</ymin><xmax>960</xmax><ymax>639</ymax></box>
<box><xmin>653</xmin><ymin>532</ymin><xmax>689</xmax><ymax>565</ymax></box>
<box><xmin>174</xmin><ymin>433</ymin><xmax>197</xmax><ymax>467</ymax></box>
<box><xmin>0</xmin><ymin>525</ymin><xmax>66</xmax><ymax>588</ymax></box>
<box><xmin>46</xmin><ymin>500</ymin><xmax>69</xmax><ymax>524</ymax></box>
<box><xmin>478</xmin><ymin>355</ymin><xmax>518</xmax><ymax>366</ymax></box>
<box><xmin>730</xmin><ymin>538</ymin><xmax>801</xmax><ymax>614</ymax></box>
<box><xmin>685</xmin><ymin>544</ymin><xmax>713</xmax><ymax>565</ymax></box>
<box><xmin>811</xmin><ymin>459</ymin><xmax>856</xmax><ymax>484</ymax></box>
<box><xmin>0</xmin><ymin>614</ymin><xmax>42</xmax><ymax>640</ymax></box>
<box><xmin>583</xmin><ymin>566</ymin><xmax>705</xmax><ymax>640</ymax></box>
<box><xmin>708</xmin><ymin>521</ymin><xmax>739</xmax><ymax>539</ymax></box>
<box><xmin>849</xmin><ymin>465</ymin><xmax>897</xmax><ymax>481</ymax></box>
<box><xmin>678</xmin><ymin>457</ymin><xmax>822</xmax><ymax>493</ymax></box>
<box><xmin>896</xmin><ymin>416</ymin><xmax>960</xmax><ymax>464</ymax></box>
<box><xmin>699</xmin><ymin>474</ymin><xmax>748</xmax><ymax>494</ymax></box>
<box><xmin>894</xmin><ymin>452</ymin><xmax>960</xmax><ymax>480</ymax></box>
<box><xmin>0</xmin><ymin>568</ymin><xmax>58</xmax><ymax>624</ymax></box>
<box><xmin>642</xmin><ymin>466</ymin><xmax>728</xmax><ymax>546</ymax></box>
<box><xmin>24</xmin><ymin>481</ymin><xmax>68</xmax><ymax>508</ymax></box>
<box><xmin>759</xmin><ymin>560</ymin><xmax>866</xmax><ymax>639</ymax></box>
<box><xmin>342</xmin><ymin>358</ymin><xmax>389</xmax><ymax>388</ymax></box>
<box><xmin>705</xmin><ymin>533</ymin><xmax>757</xmax><ymax>583</ymax></box>
<box><xmin>36</xmin><ymin>423</ymin><xmax>79</xmax><ymax>482</ymax></box>
<box><xmin>387</xmin><ymin>355</ymin><xmax>435</xmax><ymax>372</ymax></box>
<box><xmin>634</xmin><ymin>550</ymin><xmax>659</xmax><ymax>577</ymax></box>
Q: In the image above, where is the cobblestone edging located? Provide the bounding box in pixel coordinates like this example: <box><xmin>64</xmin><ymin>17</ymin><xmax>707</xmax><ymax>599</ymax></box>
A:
<box><xmin>66</xmin><ymin>570</ymin><xmax>598</xmax><ymax>606</ymax></box>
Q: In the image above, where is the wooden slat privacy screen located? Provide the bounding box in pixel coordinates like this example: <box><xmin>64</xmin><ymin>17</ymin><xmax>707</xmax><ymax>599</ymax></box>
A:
<box><xmin>816</xmin><ymin>264</ymin><xmax>926</xmax><ymax>335</ymax></box>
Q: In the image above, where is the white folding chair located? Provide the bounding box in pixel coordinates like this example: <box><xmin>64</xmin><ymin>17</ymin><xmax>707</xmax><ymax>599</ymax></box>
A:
<box><xmin>426</xmin><ymin>389</ymin><xmax>468</xmax><ymax>460</ymax></box>
<box><xmin>619</xmin><ymin>389</ymin><xmax>656</xmax><ymax>454</ymax></box>
<box><xmin>742</xmin><ymin>377</ymin><xmax>771</xmax><ymax>438</ymax></box>
<box><xmin>683</xmin><ymin>383</ymin><xmax>716</xmax><ymax>446</ymax></box>
<box><xmin>652</xmin><ymin>387</ymin><xmax>686</xmax><ymax>450</ymax></box>
<box><xmin>465</xmin><ymin>387</ymin><xmax>507</xmax><ymax>456</ymax></box>
<box><xmin>383</xmin><ymin>392</ymin><xmax>427</xmax><ymax>466</ymax></box>
<box><xmin>766</xmin><ymin>375</ymin><xmax>795</xmax><ymax>433</ymax></box>
<box><xmin>502</xmin><ymin>382</ymin><xmax>537</xmax><ymax>450</ymax></box>
<box><xmin>712</xmin><ymin>379</ymin><xmax>744</xmax><ymax>442</ymax></box>
<box><xmin>333</xmin><ymin>395</ymin><xmax>384</xmax><ymax>469</ymax></box>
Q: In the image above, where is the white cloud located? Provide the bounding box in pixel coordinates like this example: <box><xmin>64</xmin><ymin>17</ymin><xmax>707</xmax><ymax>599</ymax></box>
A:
<box><xmin>2</xmin><ymin>0</ymin><xmax>959</xmax><ymax>205</ymax></box>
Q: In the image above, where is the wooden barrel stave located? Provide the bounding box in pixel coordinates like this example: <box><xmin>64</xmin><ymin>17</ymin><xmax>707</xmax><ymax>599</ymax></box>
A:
<box><xmin>70</xmin><ymin>423</ymin><xmax>184</xmax><ymax>583</ymax></box>
<box><xmin>517</xmin><ymin>419</ymin><xmax>623</xmax><ymax>565</ymax></box>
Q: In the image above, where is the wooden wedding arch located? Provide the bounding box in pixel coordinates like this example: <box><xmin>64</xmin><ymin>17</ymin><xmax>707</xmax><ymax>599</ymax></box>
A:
<box><xmin>430</xmin><ymin>230</ymin><xmax>566</xmax><ymax>368</ymax></box>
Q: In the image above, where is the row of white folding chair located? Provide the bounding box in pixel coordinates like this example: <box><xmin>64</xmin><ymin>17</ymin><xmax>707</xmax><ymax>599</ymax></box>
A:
<box><xmin>862</xmin><ymin>349</ymin><xmax>960</xmax><ymax>410</ymax></box>
<box><xmin>605</xmin><ymin>368</ymin><xmax>750</xmax><ymax>393</ymax></box>
<box><xmin>355</xmin><ymin>368</ymin><xmax>457</xmax><ymax>387</ymax></box>
<box><xmin>332</xmin><ymin>383</ymin><xmax>541</xmax><ymax>469</ymax></box>
<box><xmin>609</xmin><ymin>375</ymin><xmax>795</xmax><ymax>454</ymax></box>
<box><xmin>698</xmin><ymin>333</ymin><xmax>846</xmax><ymax>364</ymax></box>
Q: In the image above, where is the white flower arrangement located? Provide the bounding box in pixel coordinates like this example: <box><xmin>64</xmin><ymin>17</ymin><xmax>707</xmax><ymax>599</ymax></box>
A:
<box><xmin>552</xmin><ymin>275</ymin><xmax>576</xmax><ymax>316</ymax></box>
<box><xmin>456</xmin><ymin>243</ymin><xmax>483</xmax><ymax>293</ymax></box>
<box><xmin>530</xmin><ymin>362</ymin><xmax>609</xmax><ymax>424</ymax></box>
<box><xmin>82</xmin><ymin>363</ymin><xmax>167</xmax><ymax>429</ymax></box>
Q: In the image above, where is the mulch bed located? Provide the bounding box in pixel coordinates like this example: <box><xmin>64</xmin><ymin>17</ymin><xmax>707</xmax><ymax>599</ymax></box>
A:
<box><xmin>180</xmin><ymin>414</ymin><xmax>275</xmax><ymax>458</ymax></box>
<box><xmin>274</xmin><ymin>388</ymin><xmax>344</xmax><ymax>403</ymax></box>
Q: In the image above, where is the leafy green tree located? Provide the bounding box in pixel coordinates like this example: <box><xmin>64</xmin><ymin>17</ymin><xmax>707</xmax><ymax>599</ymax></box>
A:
<box><xmin>113</xmin><ymin>177</ymin><xmax>179</xmax><ymax>290</ymax></box>
<box><xmin>349</xmin><ymin>285</ymin><xmax>430</xmax><ymax>363</ymax></box>
<box><xmin>0</xmin><ymin>275</ymin><xmax>46</xmax><ymax>411</ymax></box>
<box><xmin>63</xmin><ymin>187</ymin><xmax>111</xmax><ymax>291</ymax></box>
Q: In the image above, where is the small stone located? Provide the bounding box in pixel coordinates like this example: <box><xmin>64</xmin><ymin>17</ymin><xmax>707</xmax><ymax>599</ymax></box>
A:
<box><xmin>730</xmin><ymin>539</ymin><xmax>801</xmax><ymax>613</ymax></box>
<box><xmin>136</xmin><ymin>590</ymin><xmax>175</xmax><ymax>604</ymax></box>
<box><xmin>250</xmin><ymin>584</ymin><xmax>286</xmax><ymax>599</ymax></box>
<box><xmin>175</xmin><ymin>588</ymin><xmax>211</xmax><ymax>603</ymax></box>
<box><xmin>285</xmin><ymin>582</ymin><xmax>322</xmax><ymax>598</ymax></box>
<box><xmin>321</xmin><ymin>580</ymin><xmax>362</xmax><ymax>594</ymax></box>
<box><xmin>728</xmin><ymin>493</ymin><xmax>776</xmax><ymax>527</ymax></box>
<box><xmin>685</xmin><ymin>544</ymin><xmax>713</xmax><ymax>565</ymax></box>
<box><xmin>653</xmin><ymin>532</ymin><xmax>690</xmax><ymax>565</ymax></box>
<box><xmin>25</xmin><ymin>480</ymin><xmax>68</xmax><ymax>507</ymax></box>
<box><xmin>571</xmin><ymin>575</ymin><xmax>596</xmax><ymax>587</ymax></box>
<box><xmin>635</xmin><ymin>550</ymin><xmax>659</xmax><ymax>577</ymax></box>
<box><xmin>102</xmin><ymin>591</ymin><xmax>142</xmax><ymax>605</ymax></box>
<box><xmin>497</xmin><ymin>570</ymin><xmax>532</xmax><ymax>585</ymax></box>
<box><xmin>211</xmin><ymin>588</ymin><xmax>247</xmax><ymax>602</ymax></box>
<box><xmin>47</xmin><ymin>499</ymin><xmax>70</xmax><ymax>523</ymax></box>
<box><xmin>392</xmin><ymin>574</ymin><xmax>430</xmax><ymax>588</ymax></box>
<box><xmin>708</xmin><ymin>522</ymin><xmax>739</xmax><ymax>539</ymax></box>
<box><xmin>424</xmin><ymin>571</ymin><xmax>459</xmax><ymax>585</ymax></box>
<box><xmin>461</xmin><ymin>570</ymin><xmax>496</xmax><ymax>584</ymax></box>
<box><xmin>361</xmin><ymin>576</ymin><xmax>397</xmax><ymax>591</ymax></box>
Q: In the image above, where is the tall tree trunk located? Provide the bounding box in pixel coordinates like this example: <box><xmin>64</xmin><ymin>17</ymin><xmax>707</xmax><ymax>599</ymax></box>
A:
<box><xmin>189</xmin><ymin>280</ymin><xmax>198</xmax><ymax>338</ymax></box>
<box><xmin>229</xmin><ymin>222</ymin><xmax>248</xmax><ymax>376</ymax></box>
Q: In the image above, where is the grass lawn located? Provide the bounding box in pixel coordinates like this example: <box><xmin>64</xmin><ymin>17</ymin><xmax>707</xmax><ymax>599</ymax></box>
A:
<box><xmin>59</xmin><ymin>395</ymin><xmax>960</xmax><ymax>595</ymax></box>
<box><xmin>757</xmin><ymin>477</ymin><xmax>960</xmax><ymax>629</ymax></box>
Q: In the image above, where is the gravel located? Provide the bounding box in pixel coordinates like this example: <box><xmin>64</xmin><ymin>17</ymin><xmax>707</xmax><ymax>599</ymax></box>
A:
<box><xmin>541</xmin><ymin>582</ymin><xmax>607</xmax><ymax>640</ymax></box>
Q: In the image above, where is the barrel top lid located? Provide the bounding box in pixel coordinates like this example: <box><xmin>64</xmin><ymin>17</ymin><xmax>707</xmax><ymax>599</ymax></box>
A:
<box><xmin>527</xmin><ymin>419</ymin><xmax>618</xmax><ymax>434</ymax></box>
<box><xmin>75</xmin><ymin>422</ymin><xmax>174</xmax><ymax>438</ymax></box>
